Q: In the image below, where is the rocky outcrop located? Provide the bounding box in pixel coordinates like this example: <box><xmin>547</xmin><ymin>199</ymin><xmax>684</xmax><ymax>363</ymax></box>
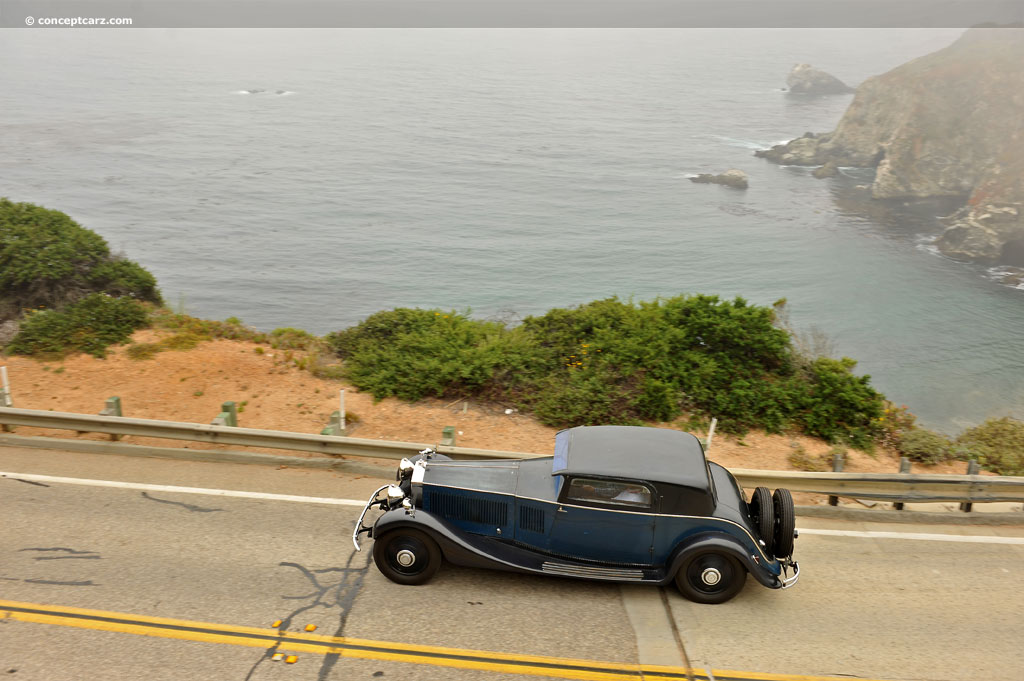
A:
<box><xmin>689</xmin><ymin>169</ymin><xmax>748</xmax><ymax>189</ymax></box>
<box><xmin>0</xmin><ymin>320</ymin><xmax>19</xmax><ymax>346</ymax></box>
<box><xmin>812</xmin><ymin>160</ymin><xmax>840</xmax><ymax>178</ymax></box>
<box><xmin>785</xmin><ymin>64</ymin><xmax>854</xmax><ymax>95</ymax></box>
<box><xmin>757</xmin><ymin>28</ymin><xmax>1024</xmax><ymax>263</ymax></box>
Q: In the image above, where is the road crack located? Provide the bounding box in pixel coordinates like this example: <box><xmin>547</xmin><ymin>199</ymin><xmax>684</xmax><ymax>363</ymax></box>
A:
<box><xmin>19</xmin><ymin>548</ymin><xmax>100</xmax><ymax>561</ymax></box>
<box><xmin>242</xmin><ymin>552</ymin><xmax>371</xmax><ymax>681</ymax></box>
<box><xmin>140</xmin><ymin>491</ymin><xmax>223</xmax><ymax>513</ymax></box>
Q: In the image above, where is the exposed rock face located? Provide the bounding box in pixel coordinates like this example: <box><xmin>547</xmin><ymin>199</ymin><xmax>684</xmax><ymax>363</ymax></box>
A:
<box><xmin>757</xmin><ymin>28</ymin><xmax>1024</xmax><ymax>263</ymax></box>
<box><xmin>785</xmin><ymin>64</ymin><xmax>854</xmax><ymax>95</ymax></box>
<box><xmin>689</xmin><ymin>169</ymin><xmax>748</xmax><ymax>189</ymax></box>
<box><xmin>0</xmin><ymin>320</ymin><xmax>19</xmax><ymax>346</ymax></box>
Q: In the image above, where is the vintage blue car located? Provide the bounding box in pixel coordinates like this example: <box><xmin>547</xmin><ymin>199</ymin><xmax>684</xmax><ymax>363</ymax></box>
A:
<box><xmin>353</xmin><ymin>425</ymin><xmax>798</xmax><ymax>603</ymax></box>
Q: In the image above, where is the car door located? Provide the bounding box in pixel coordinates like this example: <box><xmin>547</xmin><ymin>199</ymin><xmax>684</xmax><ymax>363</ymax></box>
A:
<box><xmin>547</xmin><ymin>477</ymin><xmax>657</xmax><ymax>565</ymax></box>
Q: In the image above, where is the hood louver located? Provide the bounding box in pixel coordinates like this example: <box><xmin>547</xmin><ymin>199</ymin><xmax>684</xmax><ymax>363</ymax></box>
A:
<box><xmin>424</xmin><ymin>489</ymin><xmax>509</xmax><ymax>527</ymax></box>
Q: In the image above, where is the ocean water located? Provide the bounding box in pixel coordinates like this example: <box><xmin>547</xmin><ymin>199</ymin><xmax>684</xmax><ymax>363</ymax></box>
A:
<box><xmin>1</xmin><ymin>28</ymin><xmax>1022</xmax><ymax>434</ymax></box>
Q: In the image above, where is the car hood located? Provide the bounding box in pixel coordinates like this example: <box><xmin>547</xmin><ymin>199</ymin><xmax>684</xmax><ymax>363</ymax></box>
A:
<box><xmin>421</xmin><ymin>459</ymin><xmax>523</xmax><ymax>496</ymax></box>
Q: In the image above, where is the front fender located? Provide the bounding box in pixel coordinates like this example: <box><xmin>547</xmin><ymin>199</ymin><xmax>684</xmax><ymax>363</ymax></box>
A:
<box><xmin>668</xmin><ymin>533</ymin><xmax>783</xmax><ymax>589</ymax></box>
<box><xmin>371</xmin><ymin>509</ymin><xmax>517</xmax><ymax>572</ymax></box>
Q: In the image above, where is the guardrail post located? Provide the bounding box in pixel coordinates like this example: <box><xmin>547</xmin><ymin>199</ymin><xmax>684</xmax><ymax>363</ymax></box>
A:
<box><xmin>704</xmin><ymin>417</ymin><xmax>718</xmax><ymax>450</ymax></box>
<box><xmin>99</xmin><ymin>397</ymin><xmax>123</xmax><ymax>441</ymax></box>
<box><xmin>828</xmin><ymin>452</ymin><xmax>845</xmax><ymax>506</ymax></box>
<box><xmin>441</xmin><ymin>426</ymin><xmax>456</xmax><ymax>447</ymax></box>
<box><xmin>212</xmin><ymin>401</ymin><xmax>238</xmax><ymax>427</ymax></box>
<box><xmin>339</xmin><ymin>390</ymin><xmax>346</xmax><ymax>431</ymax></box>
<box><xmin>320</xmin><ymin>410</ymin><xmax>346</xmax><ymax>437</ymax></box>
<box><xmin>1</xmin><ymin>366</ymin><xmax>12</xmax><ymax>432</ymax></box>
<box><xmin>893</xmin><ymin>457</ymin><xmax>911</xmax><ymax>510</ymax></box>
<box><xmin>960</xmin><ymin>459</ymin><xmax>980</xmax><ymax>512</ymax></box>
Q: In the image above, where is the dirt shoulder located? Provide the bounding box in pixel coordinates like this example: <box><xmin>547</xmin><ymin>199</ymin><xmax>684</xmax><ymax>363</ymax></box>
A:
<box><xmin>1</xmin><ymin>329</ymin><xmax>977</xmax><ymax>485</ymax></box>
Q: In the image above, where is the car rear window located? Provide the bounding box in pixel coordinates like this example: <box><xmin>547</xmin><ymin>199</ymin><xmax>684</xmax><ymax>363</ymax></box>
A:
<box><xmin>566</xmin><ymin>478</ymin><xmax>653</xmax><ymax>509</ymax></box>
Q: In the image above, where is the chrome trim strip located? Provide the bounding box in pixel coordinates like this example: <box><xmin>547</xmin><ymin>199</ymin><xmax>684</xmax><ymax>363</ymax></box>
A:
<box><xmin>421</xmin><ymin>482</ymin><xmax>516</xmax><ymax>497</ymax></box>
<box><xmin>426</xmin><ymin>462</ymin><xmax>520</xmax><ymax>469</ymax></box>
<box><xmin>541</xmin><ymin>562</ymin><xmax>644</xmax><ymax>581</ymax></box>
<box><xmin>352</xmin><ymin>485</ymin><xmax>389</xmax><ymax>552</ymax></box>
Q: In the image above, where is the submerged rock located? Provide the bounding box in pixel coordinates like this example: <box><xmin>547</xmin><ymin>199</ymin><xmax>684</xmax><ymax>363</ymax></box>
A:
<box><xmin>1000</xmin><ymin>268</ymin><xmax>1024</xmax><ymax>286</ymax></box>
<box><xmin>786</xmin><ymin>64</ymin><xmax>854</xmax><ymax>95</ymax></box>
<box><xmin>689</xmin><ymin>169</ymin><xmax>749</xmax><ymax>189</ymax></box>
<box><xmin>757</xmin><ymin>28</ymin><xmax>1024</xmax><ymax>264</ymax></box>
<box><xmin>812</xmin><ymin>160</ymin><xmax>840</xmax><ymax>178</ymax></box>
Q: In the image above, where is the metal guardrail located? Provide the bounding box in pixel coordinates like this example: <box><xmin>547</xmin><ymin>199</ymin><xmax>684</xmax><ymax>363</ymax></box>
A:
<box><xmin>729</xmin><ymin>469</ymin><xmax>1024</xmax><ymax>504</ymax></box>
<box><xmin>0</xmin><ymin>407</ymin><xmax>529</xmax><ymax>461</ymax></box>
<box><xmin>1</xmin><ymin>406</ymin><xmax>1022</xmax><ymax>504</ymax></box>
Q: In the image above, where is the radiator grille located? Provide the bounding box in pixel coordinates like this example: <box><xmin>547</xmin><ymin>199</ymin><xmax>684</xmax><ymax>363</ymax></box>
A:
<box><xmin>518</xmin><ymin>505</ymin><xmax>546</xmax><ymax>534</ymax></box>
<box><xmin>424</xmin><ymin>490</ymin><xmax>508</xmax><ymax>526</ymax></box>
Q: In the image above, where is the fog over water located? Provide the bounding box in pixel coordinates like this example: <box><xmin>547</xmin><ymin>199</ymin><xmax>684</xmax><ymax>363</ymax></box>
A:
<box><xmin>2</xmin><ymin>29</ymin><xmax>1022</xmax><ymax>434</ymax></box>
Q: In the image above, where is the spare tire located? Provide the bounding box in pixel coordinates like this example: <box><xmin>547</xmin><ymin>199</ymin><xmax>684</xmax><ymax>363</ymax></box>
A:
<box><xmin>772</xmin><ymin>488</ymin><xmax>795</xmax><ymax>558</ymax></box>
<box><xmin>748</xmin><ymin>486</ymin><xmax>775</xmax><ymax>557</ymax></box>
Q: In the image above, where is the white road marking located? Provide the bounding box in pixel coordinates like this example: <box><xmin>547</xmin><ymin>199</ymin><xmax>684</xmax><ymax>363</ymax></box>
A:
<box><xmin>0</xmin><ymin>471</ymin><xmax>365</xmax><ymax>507</ymax></box>
<box><xmin>798</xmin><ymin>527</ymin><xmax>1024</xmax><ymax>545</ymax></box>
<box><xmin>3</xmin><ymin>471</ymin><xmax>1023</xmax><ymax>545</ymax></box>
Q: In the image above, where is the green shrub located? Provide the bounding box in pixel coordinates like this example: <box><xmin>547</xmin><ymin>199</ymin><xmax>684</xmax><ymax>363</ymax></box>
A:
<box><xmin>7</xmin><ymin>293</ymin><xmax>149</xmax><ymax>358</ymax></box>
<box><xmin>956</xmin><ymin>417</ymin><xmax>1024</xmax><ymax>475</ymax></box>
<box><xmin>0</xmin><ymin>198</ymin><xmax>161</xmax><ymax>315</ymax></box>
<box><xmin>159</xmin><ymin>332</ymin><xmax>205</xmax><ymax>351</ymax></box>
<box><xmin>326</xmin><ymin>308</ymin><xmax>450</xmax><ymax>358</ymax></box>
<box><xmin>529</xmin><ymin>368</ymin><xmax>640</xmax><ymax>428</ymax></box>
<box><xmin>876</xmin><ymin>403</ymin><xmax>916</xmax><ymax>450</ymax></box>
<box><xmin>788</xmin><ymin>445</ymin><xmax>827</xmax><ymax>472</ymax></box>
<box><xmin>329</xmin><ymin>296</ymin><xmax>886</xmax><ymax>446</ymax></box>
<box><xmin>149</xmin><ymin>310</ymin><xmax>269</xmax><ymax>344</ymax></box>
<box><xmin>898</xmin><ymin>428</ymin><xmax>955</xmax><ymax>464</ymax></box>
<box><xmin>87</xmin><ymin>259</ymin><xmax>161</xmax><ymax>303</ymax></box>
<box><xmin>333</xmin><ymin>309</ymin><xmax>535</xmax><ymax>401</ymax></box>
<box><xmin>797</xmin><ymin>357</ymin><xmax>884</xmax><ymax>449</ymax></box>
<box><xmin>125</xmin><ymin>342</ymin><xmax>161</xmax><ymax>360</ymax></box>
<box><xmin>270</xmin><ymin>327</ymin><xmax>320</xmax><ymax>351</ymax></box>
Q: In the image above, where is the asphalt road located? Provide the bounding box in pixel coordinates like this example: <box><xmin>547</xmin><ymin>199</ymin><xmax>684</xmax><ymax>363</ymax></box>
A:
<box><xmin>1</xmin><ymin>444</ymin><xmax>1022</xmax><ymax>681</ymax></box>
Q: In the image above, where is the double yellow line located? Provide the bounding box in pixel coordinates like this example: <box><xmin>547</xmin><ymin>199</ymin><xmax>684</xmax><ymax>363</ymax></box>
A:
<box><xmin>0</xmin><ymin>599</ymin><xmax>885</xmax><ymax>681</ymax></box>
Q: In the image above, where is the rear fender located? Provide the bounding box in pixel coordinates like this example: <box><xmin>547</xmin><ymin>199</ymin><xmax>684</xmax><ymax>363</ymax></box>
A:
<box><xmin>668</xmin><ymin>533</ymin><xmax>782</xmax><ymax>589</ymax></box>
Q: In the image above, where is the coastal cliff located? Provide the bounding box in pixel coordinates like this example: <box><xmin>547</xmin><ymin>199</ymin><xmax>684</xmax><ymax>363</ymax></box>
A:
<box><xmin>756</xmin><ymin>28</ymin><xmax>1024</xmax><ymax>264</ymax></box>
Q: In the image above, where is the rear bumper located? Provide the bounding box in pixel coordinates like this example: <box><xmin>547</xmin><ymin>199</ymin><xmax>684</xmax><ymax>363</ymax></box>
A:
<box><xmin>778</xmin><ymin>560</ymin><xmax>800</xmax><ymax>589</ymax></box>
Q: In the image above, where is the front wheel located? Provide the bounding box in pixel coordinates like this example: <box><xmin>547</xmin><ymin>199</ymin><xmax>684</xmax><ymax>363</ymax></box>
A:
<box><xmin>372</xmin><ymin>528</ymin><xmax>442</xmax><ymax>585</ymax></box>
<box><xmin>675</xmin><ymin>550</ymin><xmax>747</xmax><ymax>604</ymax></box>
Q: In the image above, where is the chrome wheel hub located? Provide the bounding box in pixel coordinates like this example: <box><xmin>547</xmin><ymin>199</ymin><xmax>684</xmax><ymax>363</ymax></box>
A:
<box><xmin>701</xmin><ymin>567</ymin><xmax>722</xmax><ymax>586</ymax></box>
<box><xmin>395</xmin><ymin>549</ymin><xmax>416</xmax><ymax>567</ymax></box>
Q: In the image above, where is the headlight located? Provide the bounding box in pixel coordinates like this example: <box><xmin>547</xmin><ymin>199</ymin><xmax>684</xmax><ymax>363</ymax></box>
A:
<box><xmin>386</xmin><ymin>484</ymin><xmax>405</xmax><ymax>504</ymax></box>
<box><xmin>397</xmin><ymin>458</ymin><xmax>415</xmax><ymax>479</ymax></box>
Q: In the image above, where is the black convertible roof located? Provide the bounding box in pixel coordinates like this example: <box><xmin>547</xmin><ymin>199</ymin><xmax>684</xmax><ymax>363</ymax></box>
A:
<box><xmin>552</xmin><ymin>425</ymin><xmax>711</xmax><ymax>490</ymax></box>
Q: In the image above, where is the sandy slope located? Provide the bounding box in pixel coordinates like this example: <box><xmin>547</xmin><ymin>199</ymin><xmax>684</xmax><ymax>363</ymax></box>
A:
<box><xmin>1</xmin><ymin>329</ymin><xmax>977</xmax><ymax>487</ymax></box>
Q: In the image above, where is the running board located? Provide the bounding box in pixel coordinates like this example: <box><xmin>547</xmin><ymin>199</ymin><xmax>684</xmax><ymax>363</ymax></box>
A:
<box><xmin>541</xmin><ymin>562</ymin><xmax>645</xmax><ymax>581</ymax></box>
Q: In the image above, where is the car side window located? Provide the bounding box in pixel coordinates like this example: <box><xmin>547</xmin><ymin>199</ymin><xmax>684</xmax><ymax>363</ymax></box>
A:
<box><xmin>566</xmin><ymin>478</ymin><xmax>653</xmax><ymax>509</ymax></box>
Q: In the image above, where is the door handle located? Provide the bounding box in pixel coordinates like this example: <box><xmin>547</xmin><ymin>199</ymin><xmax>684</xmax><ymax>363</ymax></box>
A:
<box><xmin>557</xmin><ymin>506</ymin><xmax>568</xmax><ymax>513</ymax></box>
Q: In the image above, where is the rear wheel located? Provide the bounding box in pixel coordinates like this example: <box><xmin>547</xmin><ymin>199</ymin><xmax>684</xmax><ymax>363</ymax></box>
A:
<box><xmin>372</xmin><ymin>528</ymin><xmax>442</xmax><ymax>585</ymax></box>
<box><xmin>748</xmin><ymin>486</ymin><xmax>775</xmax><ymax>556</ymax></box>
<box><xmin>772</xmin><ymin>488</ymin><xmax>795</xmax><ymax>558</ymax></box>
<box><xmin>675</xmin><ymin>550</ymin><xmax>747</xmax><ymax>604</ymax></box>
